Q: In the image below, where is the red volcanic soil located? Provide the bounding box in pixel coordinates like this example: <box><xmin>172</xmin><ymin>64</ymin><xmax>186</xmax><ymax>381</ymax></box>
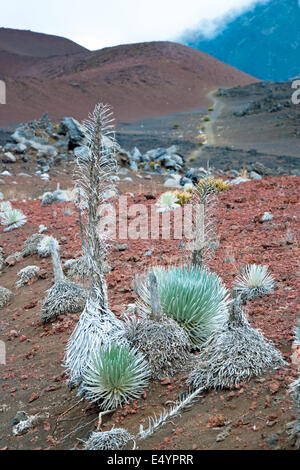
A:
<box><xmin>0</xmin><ymin>172</ymin><xmax>299</xmax><ymax>450</ymax></box>
<box><xmin>0</xmin><ymin>31</ymin><xmax>258</xmax><ymax>125</ymax></box>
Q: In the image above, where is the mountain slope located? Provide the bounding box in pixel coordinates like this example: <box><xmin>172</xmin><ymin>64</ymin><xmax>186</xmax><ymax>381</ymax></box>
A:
<box><xmin>182</xmin><ymin>0</ymin><xmax>300</xmax><ymax>81</ymax></box>
<box><xmin>0</xmin><ymin>28</ymin><xmax>88</xmax><ymax>58</ymax></box>
<box><xmin>0</xmin><ymin>33</ymin><xmax>258</xmax><ymax>125</ymax></box>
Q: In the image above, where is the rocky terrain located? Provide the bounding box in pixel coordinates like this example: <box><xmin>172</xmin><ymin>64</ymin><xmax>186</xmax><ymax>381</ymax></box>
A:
<box><xmin>0</xmin><ymin>168</ymin><xmax>299</xmax><ymax>451</ymax></box>
<box><xmin>0</xmin><ymin>25</ymin><xmax>299</xmax><ymax>450</ymax></box>
<box><xmin>211</xmin><ymin>81</ymin><xmax>300</xmax><ymax>160</ymax></box>
<box><xmin>0</xmin><ymin>77</ymin><xmax>299</xmax><ymax>450</ymax></box>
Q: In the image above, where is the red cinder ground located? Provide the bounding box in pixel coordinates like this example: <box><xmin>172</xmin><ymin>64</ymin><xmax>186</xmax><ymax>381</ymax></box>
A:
<box><xmin>0</xmin><ymin>174</ymin><xmax>299</xmax><ymax>450</ymax></box>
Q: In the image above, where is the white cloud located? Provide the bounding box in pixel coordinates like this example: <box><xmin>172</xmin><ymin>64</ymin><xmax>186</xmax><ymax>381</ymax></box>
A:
<box><xmin>1</xmin><ymin>0</ymin><xmax>269</xmax><ymax>50</ymax></box>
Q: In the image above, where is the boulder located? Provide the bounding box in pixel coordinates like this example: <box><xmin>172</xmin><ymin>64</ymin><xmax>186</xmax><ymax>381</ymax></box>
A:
<box><xmin>164</xmin><ymin>175</ymin><xmax>182</xmax><ymax>189</ymax></box>
<box><xmin>130</xmin><ymin>147</ymin><xmax>142</xmax><ymax>161</ymax></box>
<box><xmin>15</xmin><ymin>143</ymin><xmax>27</xmax><ymax>153</ymax></box>
<box><xmin>2</xmin><ymin>152</ymin><xmax>16</xmax><ymax>163</ymax></box>
<box><xmin>11</xmin><ymin>128</ymin><xmax>31</xmax><ymax>144</ymax></box>
<box><xmin>58</xmin><ymin>117</ymin><xmax>85</xmax><ymax>150</ymax></box>
<box><xmin>229</xmin><ymin>176</ymin><xmax>250</xmax><ymax>185</ymax></box>
<box><xmin>250</xmin><ymin>171</ymin><xmax>262</xmax><ymax>180</ymax></box>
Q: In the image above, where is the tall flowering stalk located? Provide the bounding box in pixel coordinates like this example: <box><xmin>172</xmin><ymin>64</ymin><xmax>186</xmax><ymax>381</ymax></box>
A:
<box><xmin>190</xmin><ymin>176</ymin><xmax>218</xmax><ymax>268</ymax></box>
<box><xmin>65</xmin><ymin>104</ymin><xmax>126</xmax><ymax>386</ymax></box>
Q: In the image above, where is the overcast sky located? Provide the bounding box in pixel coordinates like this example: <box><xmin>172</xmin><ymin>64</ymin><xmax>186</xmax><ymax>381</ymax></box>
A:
<box><xmin>1</xmin><ymin>0</ymin><xmax>269</xmax><ymax>50</ymax></box>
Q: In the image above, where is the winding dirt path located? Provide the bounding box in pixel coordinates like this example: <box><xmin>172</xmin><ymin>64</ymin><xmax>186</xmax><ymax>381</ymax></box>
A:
<box><xmin>204</xmin><ymin>89</ymin><xmax>226</xmax><ymax>146</ymax></box>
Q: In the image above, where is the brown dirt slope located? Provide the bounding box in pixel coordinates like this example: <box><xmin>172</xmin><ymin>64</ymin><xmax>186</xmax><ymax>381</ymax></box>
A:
<box><xmin>0</xmin><ymin>35</ymin><xmax>258</xmax><ymax>125</ymax></box>
<box><xmin>0</xmin><ymin>28</ymin><xmax>88</xmax><ymax>58</ymax></box>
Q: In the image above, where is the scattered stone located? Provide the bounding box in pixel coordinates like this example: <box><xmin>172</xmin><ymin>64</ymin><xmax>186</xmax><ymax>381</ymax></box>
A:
<box><xmin>250</xmin><ymin>171</ymin><xmax>262</xmax><ymax>180</ymax></box>
<box><xmin>38</xmin><ymin>224</ymin><xmax>48</xmax><ymax>233</ymax></box>
<box><xmin>12</xmin><ymin>412</ymin><xmax>40</xmax><ymax>436</ymax></box>
<box><xmin>2</xmin><ymin>152</ymin><xmax>16</xmax><ymax>163</ymax></box>
<box><xmin>11</xmin><ymin>410</ymin><xmax>27</xmax><ymax>426</ymax></box>
<box><xmin>164</xmin><ymin>175</ymin><xmax>182</xmax><ymax>189</ymax></box>
<box><xmin>160</xmin><ymin>377</ymin><xmax>172</xmax><ymax>385</ymax></box>
<box><xmin>260</xmin><ymin>212</ymin><xmax>274</xmax><ymax>223</ymax></box>
<box><xmin>216</xmin><ymin>427</ymin><xmax>232</xmax><ymax>442</ymax></box>
<box><xmin>28</xmin><ymin>392</ymin><xmax>39</xmax><ymax>403</ymax></box>
<box><xmin>41</xmin><ymin>186</ymin><xmax>75</xmax><ymax>206</ymax></box>
<box><xmin>5</xmin><ymin>252</ymin><xmax>21</xmax><ymax>266</ymax></box>
<box><xmin>115</xmin><ymin>243</ymin><xmax>128</xmax><ymax>252</ymax></box>
<box><xmin>143</xmin><ymin>250</ymin><xmax>153</xmax><ymax>257</ymax></box>
<box><xmin>229</xmin><ymin>176</ymin><xmax>251</xmax><ymax>185</ymax></box>
<box><xmin>15</xmin><ymin>143</ymin><xmax>27</xmax><ymax>153</ymax></box>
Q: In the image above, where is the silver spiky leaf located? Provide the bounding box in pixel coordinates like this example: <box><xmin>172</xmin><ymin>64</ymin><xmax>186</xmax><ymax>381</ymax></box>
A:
<box><xmin>65</xmin><ymin>103</ymin><xmax>125</xmax><ymax>386</ymax></box>
<box><xmin>136</xmin><ymin>265</ymin><xmax>230</xmax><ymax>347</ymax></box>
<box><xmin>188</xmin><ymin>296</ymin><xmax>286</xmax><ymax>390</ymax></box>
<box><xmin>287</xmin><ymin>377</ymin><xmax>300</xmax><ymax>449</ymax></box>
<box><xmin>64</xmin><ymin>288</ymin><xmax>127</xmax><ymax>386</ymax></box>
<box><xmin>137</xmin><ymin>386</ymin><xmax>204</xmax><ymax>441</ymax></box>
<box><xmin>16</xmin><ymin>265</ymin><xmax>40</xmax><ymax>288</ymax></box>
<box><xmin>83</xmin><ymin>428</ymin><xmax>134</xmax><ymax>450</ymax></box>
<box><xmin>0</xmin><ymin>286</ymin><xmax>12</xmax><ymax>308</ymax></box>
<box><xmin>82</xmin><ymin>343</ymin><xmax>150</xmax><ymax>409</ymax></box>
<box><xmin>0</xmin><ymin>208</ymin><xmax>26</xmax><ymax>231</ymax></box>
<box><xmin>0</xmin><ymin>201</ymin><xmax>12</xmax><ymax>212</ymax></box>
<box><xmin>41</xmin><ymin>237</ymin><xmax>88</xmax><ymax>323</ymax></box>
<box><xmin>22</xmin><ymin>233</ymin><xmax>45</xmax><ymax>257</ymax></box>
<box><xmin>294</xmin><ymin>320</ymin><xmax>300</xmax><ymax>345</ymax></box>
<box><xmin>65</xmin><ymin>255</ymin><xmax>90</xmax><ymax>281</ymax></box>
<box><xmin>41</xmin><ymin>279</ymin><xmax>88</xmax><ymax>323</ymax></box>
<box><xmin>37</xmin><ymin>236</ymin><xmax>59</xmax><ymax>258</ymax></box>
<box><xmin>233</xmin><ymin>264</ymin><xmax>274</xmax><ymax>301</ymax></box>
<box><xmin>125</xmin><ymin>316</ymin><xmax>193</xmax><ymax>379</ymax></box>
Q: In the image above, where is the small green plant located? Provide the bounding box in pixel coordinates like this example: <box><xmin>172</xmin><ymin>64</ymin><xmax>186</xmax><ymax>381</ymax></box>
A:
<box><xmin>173</xmin><ymin>123</ymin><xmax>180</xmax><ymax>129</ymax></box>
<box><xmin>208</xmin><ymin>107</ymin><xmax>214</xmax><ymax>112</ymax></box>
<box><xmin>203</xmin><ymin>116</ymin><xmax>211</xmax><ymax>122</ymax></box>
<box><xmin>189</xmin><ymin>156</ymin><xmax>196</xmax><ymax>162</ymax></box>
<box><xmin>137</xmin><ymin>265</ymin><xmax>230</xmax><ymax>346</ymax></box>
<box><xmin>149</xmin><ymin>161</ymin><xmax>161</xmax><ymax>168</ymax></box>
<box><xmin>233</xmin><ymin>264</ymin><xmax>274</xmax><ymax>301</ymax></box>
<box><xmin>82</xmin><ymin>344</ymin><xmax>150</xmax><ymax>409</ymax></box>
<box><xmin>0</xmin><ymin>208</ymin><xmax>27</xmax><ymax>231</ymax></box>
<box><xmin>156</xmin><ymin>192</ymin><xmax>181</xmax><ymax>213</ymax></box>
<box><xmin>174</xmin><ymin>190</ymin><xmax>192</xmax><ymax>206</ymax></box>
<box><xmin>197</xmin><ymin>177</ymin><xmax>229</xmax><ymax>195</ymax></box>
<box><xmin>0</xmin><ymin>201</ymin><xmax>12</xmax><ymax>212</ymax></box>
